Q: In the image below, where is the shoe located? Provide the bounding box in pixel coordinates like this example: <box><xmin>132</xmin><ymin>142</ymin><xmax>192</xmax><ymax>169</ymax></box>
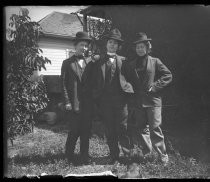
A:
<box><xmin>66</xmin><ymin>154</ymin><xmax>81</xmax><ymax>166</ymax></box>
<box><xmin>121</xmin><ymin>163</ymin><xmax>142</xmax><ymax>179</ymax></box>
<box><xmin>80</xmin><ymin>157</ymin><xmax>92</xmax><ymax>165</ymax></box>
<box><xmin>160</xmin><ymin>154</ymin><xmax>169</xmax><ymax>166</ymax></box>
<box><xmin>143</xmin><ymin>152</ymin><xmax>156</xmax><ymax>163</ymax></box>
<box><xmin>108</xmin><ymin>157</ymin><xmax>120</xmax><ymax>165</ymax></box>
<box><xmin>129</xmin><ymin>149</ymin><xmax>144</xmax><ymax>163</ymax></box>
<box><xmin>67</xmin><ymin>157</ymin><xmax>76</xmax><ymax>165</ymax></box>
<box><xmin>111</xmin><ymin>159</ymin><xmax>120</xmax><ymax>174</ymax></box>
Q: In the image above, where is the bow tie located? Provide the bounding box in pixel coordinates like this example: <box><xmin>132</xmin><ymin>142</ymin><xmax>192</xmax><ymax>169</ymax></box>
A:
<box><xmin>106</xmin><ymin>54</ymin><xmax>116</xmax><ymax>63</ymax></box>
<box><xmin>106</xmin><ymin>57</ymin><xmax>116</xmax><ymax>66</ymax></box>
<box><xmin>75</xmin><ymin>54</ymin><xmax>84</xmax><ymax>59</ymax></box>
<box><xmin>107</xmin><ymin>54</ymin><xmax>116</xmax><ymax>59</ymax></box>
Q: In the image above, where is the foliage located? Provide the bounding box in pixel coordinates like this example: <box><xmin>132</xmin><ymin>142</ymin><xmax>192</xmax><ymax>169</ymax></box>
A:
<box><xmin>6</xmin><ymin>8</ymin><xmax>51</xmax><ymax>142</ymax></box>
<box><xmin>87</xmin><ymin>16</ymin><xmax>112</xmax><ymax>54</ymax></box>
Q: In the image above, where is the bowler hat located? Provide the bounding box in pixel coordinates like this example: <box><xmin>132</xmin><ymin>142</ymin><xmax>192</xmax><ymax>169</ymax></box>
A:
<box><xmin>133</xmin><ymin>32</ymin><xmax>152</xmax><ymax>44</ymax></box>
<box><xmin>74</xmin><ymin>31</ymin><xmax>92</xmax><ymax>42</ymax></box>
<box><xmin>103</xmin><ymin>28</ymin><xmax>124</xmax><ymax>42</ymax></box>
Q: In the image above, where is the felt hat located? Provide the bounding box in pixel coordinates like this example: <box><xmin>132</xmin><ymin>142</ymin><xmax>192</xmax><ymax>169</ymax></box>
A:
<box><xmin>133</xmin><ymin>32</ymin><xmax>152</xmax><ymax>44</ymax></box>
<box><xmin>74</xmin><ymin>31</ymin><xmax>92</xmax><ymax>42</ymax></box>
<box><xmin>103</xmin><ymin>28</ymin><xmax>124</xmax><ymax>42</ymax></box>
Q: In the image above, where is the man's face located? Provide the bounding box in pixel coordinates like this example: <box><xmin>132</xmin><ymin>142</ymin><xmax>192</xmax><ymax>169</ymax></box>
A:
<box><xmin>136</xmin><ymin>42</ymin><xmax>147</xmax><ymax>57</ymax></box>
<box><xmin>106</xmin><ymin>39</ymin><xmax>119</xmax><ymax>53</ymax></box>
<box><xmin>75</xmin><ymin>41</ymin><xmax>89</xmax><ymax>56</ymax></box>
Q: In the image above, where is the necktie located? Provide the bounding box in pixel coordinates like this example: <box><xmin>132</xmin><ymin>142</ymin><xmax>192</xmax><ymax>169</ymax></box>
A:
<box><xmin>106</xmin><ymin>54</ymin><xmax>116</xmax><ymax>82</ymax></box>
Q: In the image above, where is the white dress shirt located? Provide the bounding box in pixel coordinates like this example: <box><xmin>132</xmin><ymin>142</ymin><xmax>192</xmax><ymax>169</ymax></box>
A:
<box><xmin>107</xmin><ymin>52</ymin><xmax>116</xmax><ymax>63</ymax></box>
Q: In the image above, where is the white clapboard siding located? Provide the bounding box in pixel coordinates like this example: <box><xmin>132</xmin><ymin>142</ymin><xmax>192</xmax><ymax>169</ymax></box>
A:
<box><xmin>39</xmin><ymin>48</ymin><xmax>75</xmax><ymax>75</ymax></box>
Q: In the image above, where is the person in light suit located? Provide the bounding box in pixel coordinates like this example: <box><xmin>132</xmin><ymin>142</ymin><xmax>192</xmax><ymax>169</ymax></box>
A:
<box><xmin>128</xmin><ymin>32</ymin><xmax>172</xmax><ymax>165</ymax></box>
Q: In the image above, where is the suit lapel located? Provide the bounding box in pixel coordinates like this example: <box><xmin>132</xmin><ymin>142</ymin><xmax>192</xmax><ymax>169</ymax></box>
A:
<box><xmin>69</xmin><ymin>56</ymin><xmax>82</xmax><ymax>81</ymax></box>
<box><xmin>143</xmin><ymin>56</ymin><xmax>151</xmax><ymax>86</ymax></box>
<box><xmin>145</xmin><ymin>56</ymin><xmax>150</xmax><ymax>73</ymax></box>
<box><xmin>116</xmin><ymin>55</ymin><xmax>121</xmax><ymax>71</ymax></box>
<box><xmin>101</xmin><ymin>63</ymin><xmax>106</xmax><ymax>82</ymax></box>
<box><xmin>81</xmin><ymin>61</ymin><xmax>90</xmax><ymax>83</ymax></box>
<box><xmin>132</xmin><ymin>58</ymin><xmax>140</xmax><ymax>79</ymax></box>
<box><xmin>100</xmin><ymin>54</ymin><xmax>107</xmax><ymax>82</ymax></box>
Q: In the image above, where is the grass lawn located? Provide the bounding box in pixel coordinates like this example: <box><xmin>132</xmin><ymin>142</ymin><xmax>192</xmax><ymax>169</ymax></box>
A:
<box><xmin>6</xmin><ymin>122</ymin><xmax>210</xmax><ymax>178</ymax></box>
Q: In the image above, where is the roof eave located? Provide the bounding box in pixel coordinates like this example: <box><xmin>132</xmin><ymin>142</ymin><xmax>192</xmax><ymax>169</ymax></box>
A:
<box><xmin>79</xmin><ymin>6</ymin><xmax>92</xmax><ymax>15</ymax></box>
<box><xmin>40</xmin><ymin>31</ymin><xmax>75</xmax><ymax>40</ymax></box>
<box><xmin>79</xmin><ymin>6</ymin><xmax>106</xmax><ymax>19</ymax></box>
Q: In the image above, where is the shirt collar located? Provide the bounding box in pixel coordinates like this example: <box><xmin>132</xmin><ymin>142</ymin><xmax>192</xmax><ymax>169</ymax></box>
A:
<box><xmin>107</xmin><ymin>52</ymin><xmax>116</xmax><ymax>56</ymax></box>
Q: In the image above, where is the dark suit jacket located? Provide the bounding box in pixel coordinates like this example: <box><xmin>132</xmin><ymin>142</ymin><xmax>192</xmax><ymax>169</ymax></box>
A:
<box><xmin>92</xmin><ymin>53</ymin><xmax>138</xmax><ymax>100</ymax></box>
<box><xmin>61</xmin><ymin>55</ymin><xmax>95</xmax><ymax>112</ymax></box>
<box><xmin>129</xmin><ymin>55</ymin><xmax>172</xmax><ymax>107</ymax></box>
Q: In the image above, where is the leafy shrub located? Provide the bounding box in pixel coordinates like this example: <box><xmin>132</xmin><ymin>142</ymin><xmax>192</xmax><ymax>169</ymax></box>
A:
<box><xmin>6</xmin><ymin>8</ymin><xmax>51</xmax><ymax>142</ymax></box>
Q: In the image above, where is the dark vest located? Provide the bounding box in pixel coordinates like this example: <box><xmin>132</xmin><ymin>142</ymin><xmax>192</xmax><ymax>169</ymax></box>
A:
<box><xmin>74</xmin><ymin>60</ymin><xmax>87</xmax><ymax>101</ymax></box>
<box><xmin>102</xmin><ymin>59</ymin><xmax>124</xmax><ymax>99</ymax></box>
<box><xmin>92</xmin><ymin>53</ymin><xmax>134</xmax><ymax>101</ymax></box>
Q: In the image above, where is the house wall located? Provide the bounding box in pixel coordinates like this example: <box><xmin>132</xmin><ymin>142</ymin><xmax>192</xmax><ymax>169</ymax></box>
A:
<box><xmin>37</xmin><ymin>37</ymin><xmax>76</xmax><ymax>110</ymax></box>
<box><xmin>39</xmin><ymin>37</ymin><xmax>75</xmax><ymax>50</ymax></box>
<box><xmin>38</xmin><ymin>36</ymin><xmax>75</xmax><ymax>93</ymax></box>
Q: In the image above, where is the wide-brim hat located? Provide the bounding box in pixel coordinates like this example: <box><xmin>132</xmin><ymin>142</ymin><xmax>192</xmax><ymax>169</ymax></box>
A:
<box><xmin>133</xmin><ymin>32</ymin><xmax>152</xmax><ymax>44</ymax></box>
<box><xmin>103</xmin><ymin>28</ymin><xmax>124</xmax><ymax>42</ymax></box>
<box><xmin>74</xmin><ymin>31</ymin><xmax>92</xmax><ymax>43</ymax></box>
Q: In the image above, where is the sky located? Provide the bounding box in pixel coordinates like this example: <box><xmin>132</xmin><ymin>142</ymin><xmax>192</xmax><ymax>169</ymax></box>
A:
<box><xmin>5</xmin><ymin>6</ymin><xmax>88</xmax><ymax>27</ymax></box>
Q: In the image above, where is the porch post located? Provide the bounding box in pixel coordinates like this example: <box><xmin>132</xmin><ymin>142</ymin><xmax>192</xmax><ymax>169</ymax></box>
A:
<box><xmin>83</xmin><ymin>14</ymin><xmax>87</xmax><ymax>32</ymax></box>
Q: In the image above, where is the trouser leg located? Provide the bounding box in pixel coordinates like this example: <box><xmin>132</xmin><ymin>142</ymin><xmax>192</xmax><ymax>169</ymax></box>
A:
<box><xmin>65</xmin><ymin>112</ymin><xmax>80</xmax><ymax>158</ymax></box>
<box><xmin>128</xmin><ymin>107</ymin><xmax>153</xmax><ymax>155</ymax></box>
<box><xmin>139</xmin><ymin>108</ymin><xmax>153</xmax><ymax>155</ymax></box>
<box><xmin>146</xmin><ymin>107</ymin><xmax>167</xmax><ymax>156</ymax></box>
<box><xmin>100</xmin><ymin>100</ymin><xmax>119</xmax><ymax>159</ymax></box>
<box><xmin>140</xmin><ymin>125</ymin><xmax>153</xmax><ymax>155</ymax></box>
<box><xmin>80</xmin><ymin>100</ymin><xmax>94</xmax><ymax>159</ymax></box>
<box><xmin>115</xmin><ymin>102</ymin><xmax>132</xmax><ymax>156</ymax></box>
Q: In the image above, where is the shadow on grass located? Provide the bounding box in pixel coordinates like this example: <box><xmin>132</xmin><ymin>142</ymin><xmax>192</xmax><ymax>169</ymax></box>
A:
<box><xmin>34</xmin><ymin>120</ymin><xmax>69</xmax><ymax>134</ymax></box>
<box><xmin>91</xmin><ymin>156</ymin><xmax>111</xmax><ymax>165</ymax></box>
<box><xmin>8</xmin><ymin>152</ymin><xmax>69</xmax><ymax>165</ymax></box>
<box><xmin>91</xmin><ymin>156</ymin><xmax>130</xmax><ymax>166</ymax></box>
<box><xmin>35</xmin><ymin>121</ymin><xmax>106</xmax><ymax>141</ymax></box>
<box><xmin>8</xmin><ymin>152</ymin><xmax>131</xmax><ymax>166</ymax></box>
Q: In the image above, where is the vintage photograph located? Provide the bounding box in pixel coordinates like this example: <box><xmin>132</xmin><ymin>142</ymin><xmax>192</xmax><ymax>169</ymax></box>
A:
<box><xmin>4</xmin><ymin>5</ymin><xmax>210</xmax><ymax>178</ymax></box>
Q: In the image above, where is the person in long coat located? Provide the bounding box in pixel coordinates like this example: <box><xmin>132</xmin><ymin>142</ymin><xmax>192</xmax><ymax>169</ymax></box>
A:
<box><xmin>61</xmin><ymin>31</ymin><xmax>95</xmax><ymax>165</ymax></box>
<box><xmin>92</xmin><ymin>28</ymin><xmax>138</xmax><ymax>164</ymax></box>
<box><xmin>128</xmin><ymin>32</ymin><xmax>172</xmax><ymax>165</ymax></box>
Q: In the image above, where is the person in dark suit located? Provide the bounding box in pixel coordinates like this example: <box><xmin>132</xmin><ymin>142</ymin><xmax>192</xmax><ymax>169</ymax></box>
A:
<box><xmin>92</xmin><ymin>28</ymin><xmax>138</xmax><ymax>164</ymax></box>
<box><xmin>128</xmin><ymin>32</ymin><xmax>172</xmax><ymax>165</ymax></box>
<box><xmin>61</xmin><ymin>31</ymin><xmax>96</xmax><ymax>165</ymax></box>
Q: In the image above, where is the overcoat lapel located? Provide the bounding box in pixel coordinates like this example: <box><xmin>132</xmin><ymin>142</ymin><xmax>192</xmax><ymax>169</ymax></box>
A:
<box><xmin>131</xmin><ymin>58</ymin><xmax>140</xmax><ymax>79</ymax></box>
<box><xmin>69</xmin><ymin>56</ymin><xmax>82</xmax><ymax>81</ymax></box>
<box><xmin>101</xmin><ymin>63</ymin><xmax>106</xmax><ymax>82</ymax></box>
<box><xmin>143</xmin><ymin>56</ymin><xmax>151</xmax><ymax>86</ymax></box>
<box><xmin>100</xmin><ymin>54</ymin><xmax>107</xmax><ymax>83</ymax></box>
<box><xmin>81</xmin><ymin>60</ymin><xmax>90</xmax><ymax>83</ymax></box>
<box><xmin>116</xmin><ymin>55</ymin><xmax>121</xmax><ymax>70</ymax></box>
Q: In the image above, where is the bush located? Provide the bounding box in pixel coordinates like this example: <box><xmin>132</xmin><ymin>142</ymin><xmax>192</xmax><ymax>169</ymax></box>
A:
<box><xmin>6</xmin><ymin>8</ymin><xmax>51</xmax><ymax>142</ymax></box>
